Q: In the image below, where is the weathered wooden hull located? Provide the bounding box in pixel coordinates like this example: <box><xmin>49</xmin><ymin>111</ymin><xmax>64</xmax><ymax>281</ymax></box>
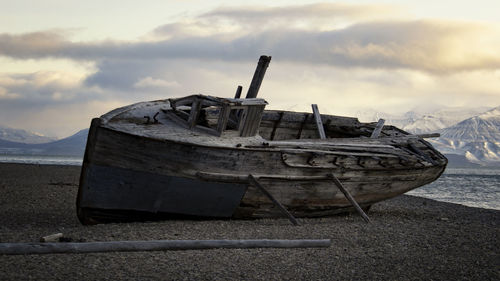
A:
<box><xmin>77</xmin><ymin>114</ymin><xmax>447</xmax><ymax>224</ymax></box>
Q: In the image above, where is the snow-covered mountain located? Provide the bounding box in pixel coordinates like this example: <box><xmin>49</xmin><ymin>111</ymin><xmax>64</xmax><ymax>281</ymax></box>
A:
<box><xmin>439</xmin><ymin>107</ymin><xmax>500</xmax><ymax>141</ymax></box>
<box><xmin>402</xmin><ymin>107</ymin><xmax>491</xmax><ymax>134</ymax></box>
<box><xmin>429</xmin><ymin>107</ymin><xmax>500</xmax><ymax>165</ymax></box>
<box><xmin>355</xmin><ymin>106</ymin><xmax>489</xmax><ymax>133</ymax></box>
<box><xmin>432</xmin><ymin>106</ymin><xmax>500</xmax><ymax>165</ymax></box>
<box><xmin>0</xmin><ymin>126</ymin><xmax>57</xmax><ymax>144</ymax></box>
<box><xmin>356</xmin><ymin>106</ymin><xmax>499</xmax><ymax>166</ymax></box>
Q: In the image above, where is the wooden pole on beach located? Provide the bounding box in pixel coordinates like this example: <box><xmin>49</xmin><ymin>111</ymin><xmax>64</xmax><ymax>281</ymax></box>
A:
<box><xmin>0</xmin><ymin>239</ymin><xmax>331</xmax><ymax>255</ymax></box>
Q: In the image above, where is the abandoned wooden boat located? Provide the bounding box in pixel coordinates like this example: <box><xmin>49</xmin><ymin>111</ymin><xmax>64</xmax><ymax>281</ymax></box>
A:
<box><xmin>77</xmin><ymin>57</ymin><xmax>447</xmax><ymax>225</ymax></box>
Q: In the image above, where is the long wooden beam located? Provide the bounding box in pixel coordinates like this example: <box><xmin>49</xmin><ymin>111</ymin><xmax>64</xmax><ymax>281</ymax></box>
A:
<box><xmin>0</xmin><ymin>239</ymin><xmax>331</xmax><ymax>255</ymax></box>
<box><xmin>416</xmin><ymin>133</ymin><xmax>440</xmax><ymax>138</ymax></box>
<box><xmin>328</xmin><ymin>173</ymin><xmax>371</xmax><ymax>223</ymax></box>
<box><xmin>248</xmin><ymin>174</ymin><xmax>299</xmax><ymax>225</ymax></box>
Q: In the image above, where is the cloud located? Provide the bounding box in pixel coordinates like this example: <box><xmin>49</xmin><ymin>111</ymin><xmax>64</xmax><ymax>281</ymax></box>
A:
<box><xmin>0</xmin><ymin>3</ymin><xmax>499</xmax><ymax>137</ymax></box>
<box><xmin>200</xmin><ymin>3</ymin><xmax>405</xmax><ymax>29</ymax></box>
<box><xmin>0</xmin><ymin>71</ymin><xmax>92</xmax><ymax>104</ymax></box>
<box><xmin>134</xmin><ymin>77</ymin><xmax>180</xmax><ymax>88</ymax></box>
<box><xmin>0</xmin><ymin>86</ymin><xmax>20</xmax><ymax>99</ymax></box>
<box><xmin>0</xmin><ymin>4</ymin><xmax>499</xmax><ymax>74</ymax></box>
<box><xmin>151</xmin><ymin>3</ymin><xmax>404</xmax><ymax>40</ymax></box>
<box><xmin>0</xmin><ymin>31</ymin><xmax>68</xmax><ymax>59</ymax></box>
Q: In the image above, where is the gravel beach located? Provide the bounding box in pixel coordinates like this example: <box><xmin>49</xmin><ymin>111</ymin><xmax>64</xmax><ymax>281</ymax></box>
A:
<box><xmin>0</xmin><ymin>163</ymin><xmax>498</xmax><ymax>280</ymax></box>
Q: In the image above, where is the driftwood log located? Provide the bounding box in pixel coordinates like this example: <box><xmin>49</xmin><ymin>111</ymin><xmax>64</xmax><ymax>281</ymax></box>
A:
<box><xmin>0</xmin><ymin>239</ymin><xmax>331</xmax><ymax>255</ymax></box>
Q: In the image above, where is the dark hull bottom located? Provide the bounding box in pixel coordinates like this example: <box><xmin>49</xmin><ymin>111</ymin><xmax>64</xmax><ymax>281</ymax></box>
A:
<box><xmin>77</xmin><ymin>164</ymin><xmax>248</xmax><ymax>224</ymax></box>
<box><xmin>77</xmin><ymin>164</ymin><xmax>379</xmax><ymax>224</ymax></box>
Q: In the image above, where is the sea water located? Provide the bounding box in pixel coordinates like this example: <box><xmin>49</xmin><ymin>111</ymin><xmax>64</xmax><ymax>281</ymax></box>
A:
<box><xmin>1</xmin><ymin>155</ymin><xmax>498</xmax><ymax>210</ymax></box>
<box><xmin>0</xmin><ymin>155</ymin><xmax>82</xmax><ymax>166</ymax></box>
<box><xmin>408</xmin><ymin>168</ymin><xmax>500</xmax><ymax>210</ymax></box>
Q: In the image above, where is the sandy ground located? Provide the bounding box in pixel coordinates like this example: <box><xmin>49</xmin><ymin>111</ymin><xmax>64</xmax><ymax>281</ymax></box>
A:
<box><xmin>0</xmin><ymin>163</ymin><xmax>498</xmax><ymax>280</ymax></box>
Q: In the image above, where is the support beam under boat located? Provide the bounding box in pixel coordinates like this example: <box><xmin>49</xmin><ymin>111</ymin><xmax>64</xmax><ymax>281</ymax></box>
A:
<box><xmin>328</xmin><ymin>173</ymin><xmax>371</xmax><ymax>223</ymax></box>
<box><xmin>248</xmin><ymin>174</ymin><xmax>299</xmax><ymax>226</ymax></box>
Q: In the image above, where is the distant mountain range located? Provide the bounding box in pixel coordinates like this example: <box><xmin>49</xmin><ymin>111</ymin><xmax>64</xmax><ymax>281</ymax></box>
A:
<box><xmin>429</xmin><ymin>107</ymin><xmax>500</xmax><ymax>166</ymax></box>
<box><xmin>0</xmin><ymin>126</ymin><xmax>57</xmax><ymax>144</ymax></box>
<box><xmin>403</xmin><ymin>107</ymin><xmax>491</xmax><ymax>135</ymax></box>
<box><xmin>0</xmin><ymin>128</ymin><xmax>88</xmax><ymax>157</ymax></box>
<box><xmin>357</xmin><ymin>106</ymin><xmax>500</xmax><ymax>167</ymax></box>
<box><xmin>1</xmin><ymin>105</ymin><xmax>499</xmax><ymax>167</ymax></box>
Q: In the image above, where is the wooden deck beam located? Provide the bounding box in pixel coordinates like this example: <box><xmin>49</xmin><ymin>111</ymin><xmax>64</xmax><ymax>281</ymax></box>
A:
<box><xmin>370</xmin><ymin>119</ymin><xmax>385</xmax><ymax>138</ymax></box>
<box><xmin>311</xmin><ymin>104</ymin><xmax>326</xmax><ymax>139</ymax></box>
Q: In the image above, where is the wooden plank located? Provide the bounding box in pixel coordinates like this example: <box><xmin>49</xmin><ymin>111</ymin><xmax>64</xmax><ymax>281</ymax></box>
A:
<box><xmin>262</xmin><ymin>110</ymin><xmax>359</xmax><ymax>125</ymax></box>
<box><xmin>197</xmin><ymin>170</ymin><xmax>424</xmax><ymax>183</ymax></box>
<box><xmin>234</xmin><ymin>85</ymin><xmax>243</xmax><ymax>99</ymax></box>
<box><xmin>0</xmin><ymin>239</ymin><xmax>331</xmax><ymax>255</ymax></box>
<box><xmin>416</xmin><ymin>133</ymin><xmax>440</xmax><ymax>138</ymax></box>
<box><xmin>246</xmin><ymin>55</ymin><xmax>272</xmax><ymax>99</ymax></box>
<box><xmin>408</xmin><ymin>141</ymin><xmax>438</xmax><ymax>165</ymax></box>
<box><xmin>198</xmin><ymin>171</ymin><xmax>331</xmax><ymax>182</ymax></box>
<box><xmin>370</xmin><ymin>119</ymin><xmax>385</xmax><ymax>138</ymax></box>
<box><xmin>270</xmin><ymin>112</ymin><xmax>284</xmax><ymax>141</ymax></box>
<box><xmin>169</xmin><ymin>95</ymin><xmax>198</xmax><ymax>109</ymax></box>
<box><xmin>187</xmin><ymin>98</ymin><xmax>202</xmax><ymax>129</ymax></box>
<box><xmin>216</xmin><ymin>104</ymin><xmax>231</xmax><ymax>135</ymax></box>
<box><xmin>328</xmin><ymin>173</ymin><xmax>371</xmax><ymax>223</ymax></box>
<box><xmin>311</xmin><ymin>104</ymin><xmax>326</xmax><ymax>139</ymax></box>
<box><xmin>248</xmin><ymin>174</ymin><xmax>299</xmax><ymax>225</ymax></box>
<box><xmin>76</xmin><ymin>118</ymin><xmax>101</xmax><ymax>224</ymax></box>
<box><xmin>240</xmin><ymin>106</ymin><xmax>256</xmax><ymax>137</ymax></box>
<box><xmin>238</xmin><ymin>105</ymin><xmax>262</xmax><ymax>137</ymax></box>
<box><xmin>239</xmin><ymin>99</ymin><xmax>267</xmax><ymax>106</ymax></box>
<box><xmin>296</xmin><ymin>113</ymin><xmax>309</xmax><ymax>139</ymax></box>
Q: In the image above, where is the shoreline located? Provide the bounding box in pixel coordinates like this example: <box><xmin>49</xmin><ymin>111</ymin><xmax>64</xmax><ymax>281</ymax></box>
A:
<box><xmin>1</xmin><ymin>161</ymin><xmax>498</xmax><ymax>211</ymax></box>
<box><xmin>0</xmin><ymin>163</ymin><xmax>498</xmax><ymax>280</ymax></box>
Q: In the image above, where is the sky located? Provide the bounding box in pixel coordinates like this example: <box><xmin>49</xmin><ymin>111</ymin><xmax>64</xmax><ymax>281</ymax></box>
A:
<box><xmin>0</xmin><ymin>0</ymin><xmax>499</xmax><ymax>138</ymax></box>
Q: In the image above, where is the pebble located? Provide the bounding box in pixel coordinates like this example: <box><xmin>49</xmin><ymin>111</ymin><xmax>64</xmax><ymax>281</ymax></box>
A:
<box><xmin>0</xmin><ymin>163</ymin><xmax>498</xmax><ymax>280</ymax></box>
